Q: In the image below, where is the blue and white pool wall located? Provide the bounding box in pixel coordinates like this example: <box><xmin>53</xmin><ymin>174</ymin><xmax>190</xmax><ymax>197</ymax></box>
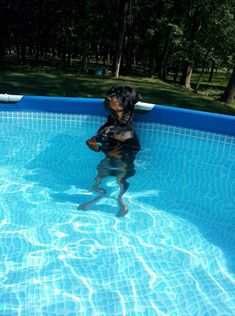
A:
<box><xmin>0</xmin><ymin>95</ymin><xmax>234</xmax><ymax>136</ymax></box>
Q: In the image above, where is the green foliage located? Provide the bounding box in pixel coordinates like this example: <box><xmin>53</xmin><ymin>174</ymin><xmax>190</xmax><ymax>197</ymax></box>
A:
<box><xmin>1</xmin><ymin>0</ymin><xmax>234</xmax><ymax>104</ymax></box>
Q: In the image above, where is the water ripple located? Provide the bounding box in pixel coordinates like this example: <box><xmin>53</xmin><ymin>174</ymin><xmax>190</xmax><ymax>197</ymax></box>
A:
<box><xmin>0</xmin><ymin>114</ymin><xmax>234</xmax><ymax>315</ymax></box>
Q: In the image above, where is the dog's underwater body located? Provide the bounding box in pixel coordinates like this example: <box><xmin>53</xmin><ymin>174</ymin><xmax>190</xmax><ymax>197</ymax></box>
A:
<box><xmin>78</xmin><ymin>84</ymin><xmax>141</xmax><ymax>216</ymax></box>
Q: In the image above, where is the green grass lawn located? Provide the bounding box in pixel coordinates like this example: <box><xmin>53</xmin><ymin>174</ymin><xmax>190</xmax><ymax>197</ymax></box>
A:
<box><xmin>1</xmin><ymin>66</ymin><xmax>234</xmax><ymax>116</ymax></box>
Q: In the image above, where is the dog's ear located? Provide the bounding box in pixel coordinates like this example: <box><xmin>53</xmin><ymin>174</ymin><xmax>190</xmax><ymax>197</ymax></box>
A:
<box><xmin>105</xmin><ymin>84</ymin><xmax>141</xmax><ymax>111</ymax></box>
<box><xmin>132</xmin><ymin>93</ymin><xmax>142</xmax><ymax>105</ymax></box>
<box><xmin>126</xmin><ymin>89</ymin><xmax>142</xmax><ymax>110</ymax></box>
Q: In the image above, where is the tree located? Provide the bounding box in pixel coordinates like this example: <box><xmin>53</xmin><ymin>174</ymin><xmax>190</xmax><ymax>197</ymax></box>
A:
<box><xmin>0</xmin><ymin>0</ymin><xmax>234</xmax><ymax>94</ymax></box>
<box><xmin>219</xmin><ymin>67</ymin><xmax>235</xmax><ymax>104</ymax></box>
<box><xmin>194</xmin><ymin>0</ymin><xmax>235</xmax><ymax>91</ymax></box>
<box><xmin>113</xmin><ymin>0</ymin><xmax>129</xmax><ymax>78</ymax></box>
<box><xmin>179</xmin><ymin>1</ymin><xmax>204</xmax><ymax>89</ymax></box>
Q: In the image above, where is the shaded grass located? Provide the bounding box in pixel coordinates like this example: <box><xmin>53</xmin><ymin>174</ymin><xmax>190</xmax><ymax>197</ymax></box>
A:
<box><xmin>1</xmin><ymin>66</ymin><xmax>234</xmax><ymax>116</ymax></box>
<box><xmin>191</xmin><ymin>71</ymin><xmax>231</xmax><ymax>88</ymax></box>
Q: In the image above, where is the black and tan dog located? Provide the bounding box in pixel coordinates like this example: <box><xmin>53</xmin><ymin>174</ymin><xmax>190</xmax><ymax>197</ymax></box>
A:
<box><xmin>78</xmin><ymin>84</ymin><xmax>141</xmax><ymax>216</ymax></box>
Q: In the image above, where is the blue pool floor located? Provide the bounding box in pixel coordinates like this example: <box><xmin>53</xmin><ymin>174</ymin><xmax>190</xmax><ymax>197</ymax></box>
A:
<box><xmin>0</xmin><ymin>112</ymin><xmax>235</xmax><ymax>315</ymax></box>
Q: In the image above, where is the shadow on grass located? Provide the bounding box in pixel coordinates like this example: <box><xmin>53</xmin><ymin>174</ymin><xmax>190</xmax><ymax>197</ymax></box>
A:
<box><xmin>121</xmin><ymin>77</ymin><xmax>235</xmax><ymax>115</ymax></box>
<box><xmin>1</xmin><ymin>67</ymin><xmax>235</xmax><ymax>115</ymax></box>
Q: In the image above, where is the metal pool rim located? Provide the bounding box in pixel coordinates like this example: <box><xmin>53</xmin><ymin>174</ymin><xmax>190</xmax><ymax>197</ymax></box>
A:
<box><xmin>0</xmin><ymin>95</ymin><xmax>234</xmax><ymax>136</ymax></box>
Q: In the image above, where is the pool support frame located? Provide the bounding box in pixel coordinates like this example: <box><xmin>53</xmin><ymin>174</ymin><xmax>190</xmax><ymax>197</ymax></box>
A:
<box><xmin>0</xmin><ymin>95</ymin><xmax>234</xmax><ymax>136</ymax></box>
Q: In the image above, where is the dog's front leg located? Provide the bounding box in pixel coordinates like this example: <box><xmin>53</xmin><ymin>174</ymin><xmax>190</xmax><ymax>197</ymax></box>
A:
<box><xmin>86</xmin><ymin>137</ymin><xmax>101</xmax><ymax>152</ymax></box>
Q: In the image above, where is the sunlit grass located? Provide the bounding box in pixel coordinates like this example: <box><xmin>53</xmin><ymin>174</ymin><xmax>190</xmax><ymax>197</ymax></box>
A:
<box><xmin>191</xmin><ymin>71</ymin><xmax>231</xmax><ymax>87</ymax></box>
<box><xmin>1</xmin><ymin>66</ymin><xmax>234</xmax><ymax>115</ymax></box>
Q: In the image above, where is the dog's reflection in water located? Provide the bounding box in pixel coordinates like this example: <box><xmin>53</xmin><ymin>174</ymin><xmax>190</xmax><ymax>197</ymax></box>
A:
<box><xmin>78</xmin><ymin>84</ymin><xmax>141</xmax><ymax>217</ymax></box>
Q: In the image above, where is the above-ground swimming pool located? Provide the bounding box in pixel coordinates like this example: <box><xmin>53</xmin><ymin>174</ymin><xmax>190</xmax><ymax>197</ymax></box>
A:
<box><xmin>0</xmin><ymin>97</ymin><xmax>235</xmax><ymax>315</ymax></box>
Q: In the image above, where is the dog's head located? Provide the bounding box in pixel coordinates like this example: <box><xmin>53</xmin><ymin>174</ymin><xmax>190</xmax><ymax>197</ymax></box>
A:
<box><xmin>104</xmin><ymin>84</ymin><xmax>141</xmax><ymax>114</ymax></box>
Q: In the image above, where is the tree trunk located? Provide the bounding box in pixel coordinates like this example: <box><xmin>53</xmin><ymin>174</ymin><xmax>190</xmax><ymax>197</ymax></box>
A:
<box><xmin>158</xmin><ymin>28</ymin><xmax>170</xmax><ymax>80</ymax></box>
<box><xmin>173</xmin><ymin>68</ymin><xmax>179</xmax><ymax>83</ymax></box>
<box><xmin>208</xmin><ymin>59</ymin><xmax>215</xmax><ymax>83</ymax></box>
<box><xmin>194</xmin><ymin>46</ymin><xmax>211</xmax><ymax>92</ymax></box>
<box><xmin>113</xmin><ymin>0</ymin><xmax>129</xmax><ymax>78</ymax></box>
<box><xmin>67</xmin><ymin>28</ymin><xmax>72</xmax><ymax>67</ymax></box>
<box><xmin>21</xmin><ymin>44</ymin><xmax>26</xmax><ymax>62</ymax></box>
<box><xmin>82</xmin><ymin>42</ymin><xmax>89</xmax><ymax>73</ymax></box>
<box><xmin>180</xmin><ymin>62</ymin><xmax>194</xmax><ymax>89</ymax></box>
<box><xmin>149</xmin><ymin>31</ymin><xmax>158</xmax><ymax>77</ymax></box>
<box><xmin>219</xmin><ymin>67</ymin><xmax>235</xmax><ymax>104</ymax></box>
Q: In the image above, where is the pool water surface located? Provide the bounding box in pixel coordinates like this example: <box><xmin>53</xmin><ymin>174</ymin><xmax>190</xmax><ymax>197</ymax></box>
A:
<box><xmin>0</xmin><ymin>111</ymin><xmax>235</xmax><ymax>315</ymax></box>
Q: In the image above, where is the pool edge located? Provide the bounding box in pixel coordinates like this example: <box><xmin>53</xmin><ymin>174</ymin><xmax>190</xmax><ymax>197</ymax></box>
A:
<box><xmin>0</xmin><ymin>95</ymin><xmax>234</xmax><ymax>136</ymax></box>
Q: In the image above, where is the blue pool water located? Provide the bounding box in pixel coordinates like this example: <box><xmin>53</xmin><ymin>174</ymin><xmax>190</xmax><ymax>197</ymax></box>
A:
<box><xmin>0</xmin><ymin>111</ymin><xmax>235</xmax><ymax>315</ymax></box>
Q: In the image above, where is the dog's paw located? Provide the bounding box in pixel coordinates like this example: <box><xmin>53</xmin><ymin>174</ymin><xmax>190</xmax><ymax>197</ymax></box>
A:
<box><xmin>116</xmin><ymin>206</ymin><xmax>128</xmax><ymax>217</ymax></box>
